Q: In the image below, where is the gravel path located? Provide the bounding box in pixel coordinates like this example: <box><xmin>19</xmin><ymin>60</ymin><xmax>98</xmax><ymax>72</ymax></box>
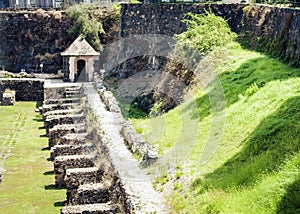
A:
<box><xmin>84</xmin><ymin>83</ymin><xmax>169</xmax><ymax>214</ymax></box>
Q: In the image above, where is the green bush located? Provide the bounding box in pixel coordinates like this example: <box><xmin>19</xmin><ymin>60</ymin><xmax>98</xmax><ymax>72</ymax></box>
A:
<box><xmin>175</xmin><ymin>11</ymin><xmax>237</xmax><ymax>54</ymax></box>
<box><xmin>67</xmin><ymin>4</ymin><xmax>105</xmax><ymax>51</ymax></box>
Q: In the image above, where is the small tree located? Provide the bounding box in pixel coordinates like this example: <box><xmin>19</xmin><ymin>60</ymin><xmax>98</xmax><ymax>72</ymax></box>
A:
<box><xmin>67</xmin><ymin>4</ymin><xmax>105</xmax><ymax>51</ymax></box>
<box><xmin>175</xmin><ymin>11</ymin><xmax>237</xmax><ymax>54</ymax></box>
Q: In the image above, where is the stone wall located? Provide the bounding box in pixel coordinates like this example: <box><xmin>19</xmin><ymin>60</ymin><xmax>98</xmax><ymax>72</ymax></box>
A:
<box><xmin>120</xmin><ymin>3</ymin><xmax>300</xmax><ymax>67</ymax></box>
<box><xmin>120</xmin><ymin>3</ymin><xmax>245</xmax><ymax>37</ymax></box>
<box><xmin>0</xmin><ymin>11</ymin><xmax>73</xmax><ymax>73</ymax></box>
<box><xmin>242</xmin><ymin>5</ymin><xmax>300</xmax><ymax>66</ymax></box>
<box><xmin>0</xmin><ymin>8</ymin><xmax>119</xmax><ymax>74</ymax></box>
<box><xmin>0</xmin><ymin>78</ymin><xmax>44</xmax><ymax>101</ymax></box>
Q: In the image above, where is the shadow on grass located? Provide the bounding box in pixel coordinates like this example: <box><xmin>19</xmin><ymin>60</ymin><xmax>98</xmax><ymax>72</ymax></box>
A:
<box><xmin>192</xmin><ymin>96</ymin><xmax>300</xmax><ymax>190</ymax></box>
<box><xmin>276</xmin><ymin>176</ymin><xmax>300</xmax><ymax>214</ymax></box>
<box><xmin>35</xmin><ymin>101</ymin><xmax>43</xmax><ymax>108</ymax></box>
<box><xmin>182</xmin><ymin>56</ymin><xmax>300</xmax><ymax>120</ymax></box>
<box><xmin>54</xmin><ymin>201</ymin><xmax>66</xmax><ymax>207</ymax></box>
<box><xmin>45</xmin><ymin>184</ymin><xmax>65</xmax><ymax>190</ymax></box>
<box><xmin>39</xmin><ymin>134</ymin><xmax>48</xmax><ymax>138</ymax></box>
<box><xmin>43</xmin><ymin>170</ymin><xmax>54</xmax><ymax>176</ymax></box>
<box><xmin>41</xmin><ymin>147</ymin><xmax>50</xmax><ymax>151</ymax></box>
<box><xmin>33</xmin><ymin>118</ymin><xmax>43</xmax><ymax>122</ymax></box>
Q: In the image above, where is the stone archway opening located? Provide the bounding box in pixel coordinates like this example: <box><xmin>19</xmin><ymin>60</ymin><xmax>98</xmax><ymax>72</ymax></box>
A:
<box><xmin>76</xmin><ymin>59</ymin><xmax>86</xmax><ymax>82</ymax></box>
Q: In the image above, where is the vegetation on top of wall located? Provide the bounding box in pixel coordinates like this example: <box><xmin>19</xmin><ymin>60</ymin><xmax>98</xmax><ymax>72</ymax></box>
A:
<box><xmin>66</xmin><ymin>4</ymin><xmax>105</xmax><ymax>51</ymax></box>
<box><xmin>175</xmin><ymin>11</ymin><xmax>237</xmax><ymax>54</ymax></box>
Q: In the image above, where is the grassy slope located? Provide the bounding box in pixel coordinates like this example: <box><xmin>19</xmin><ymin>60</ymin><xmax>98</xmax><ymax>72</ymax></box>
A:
<box><xmin>132</xmin><ymin>43</ymin><xmax>300</xmax><ymax>213</ymax></box>
<box><xmin>0</xmin><ymin>102</ymin><xmax>65</xmax><ymax>214</ymax></box>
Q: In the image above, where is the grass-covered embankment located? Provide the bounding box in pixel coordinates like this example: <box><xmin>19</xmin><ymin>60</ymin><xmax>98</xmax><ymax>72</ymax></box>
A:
<box><xmin>132</xmin><ymin>42</ymin><xmax>300</xmax><ymax>213</ymax></box>
<box><xmin>0</xmin><ymin>102</ymin><xmax>65</xmax><ymax>213</ymax></box>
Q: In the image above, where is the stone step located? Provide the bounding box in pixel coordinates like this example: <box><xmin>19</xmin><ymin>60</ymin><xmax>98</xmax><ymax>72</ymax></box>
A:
<box><xmin>68</xmin><ymin>182</ymin><xmax>111</xmax><ymax>205</ymax></box>
<box><xmin>65</xmin><ymin>167</ymin><xmax>104</xmax><ymax>205</ymax></box>
<box><xmin>65</xmin><ymin>167</ymin><xmax>104</xmax><ymax>189</ymax></box>
<box><xmin>58</xmin><ymin>133</ymin><xmax>88</xmax><ymax>146</ymax></box>
<box><xmin>65</xmin><ymin>95</ymin><xmax>80</xmax><ymax>99</ymax></box>
<box><xmin>48</xmin><ymin>124</ymin><xmax>87</xmax><ymax>148</ymax></box>
<box><xmin>42</xmin><ymin>103</ymin><xmax>78</xmax><ymax>114</ymax></box>
<box><xmin>43</xmin><ymin>108</ymin><xmax>83</xmax><ymax>121</ymax></box>
<box><xmin>43</xmin><ymin>98</ymin><xmax>81</xmax><ymax>105</ymax></box>
<box><xmin>60</xmin><ymin>202</ymin><xmax>119</xmax><ymax>214</ymax></box>
<box><xmin>66</xmin><ymin>86</ymin><xmax>82</xmax><ymax>92</ymax></box>
<box><xmin>50</xmin><ymin>143</ymin><xmax>94</xmax><ymax>161</ymax></box>
<box><xmin>54</xmin><ymin>155</ymin><xmax>95</xmax><ymax>188</ymax></box>
<box><xmin>45</xmin><ymin>114</ymin><xmax>86</xmax><ymax>135</ymax></box>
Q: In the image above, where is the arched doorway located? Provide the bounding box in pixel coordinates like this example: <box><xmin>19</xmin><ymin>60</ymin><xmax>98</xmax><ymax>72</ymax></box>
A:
<box><xmin>75</xmin><ymin>59</ymin><xmax>86</xmax><ymax>82</ymax></box>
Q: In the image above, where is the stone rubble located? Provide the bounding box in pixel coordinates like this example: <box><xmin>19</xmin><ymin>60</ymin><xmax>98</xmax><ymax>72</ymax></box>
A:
<box><xmin>1</xmin><ymin>89</ymin><xmax>15</xmax><ymax>106</ymax></box>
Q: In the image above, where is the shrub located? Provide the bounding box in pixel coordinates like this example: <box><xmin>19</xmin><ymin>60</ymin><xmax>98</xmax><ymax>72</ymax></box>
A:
<box><xmin>67</xmin><ymin>4</ymin><xmax>105</xmax><ymax>51</ymax></box>
<box><xmin>175</xmin><ymin>11</ymin><xmax>237</xmax><ymax>54</ymax></box>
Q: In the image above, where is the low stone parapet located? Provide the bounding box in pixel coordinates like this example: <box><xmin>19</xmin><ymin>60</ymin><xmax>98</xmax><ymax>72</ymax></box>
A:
<box><xmin>60</xmin><ymin>202</ymin><xmax>119</xmax><ymax>214</ymax></box>
<box><xmin>54</xmin><ymin>155</ymin><xmax>95</xmax><ymax>188</ymax></box>
<box><xmin>122</xmin><ymin>121</ymin><xmax>158</xmax><ymax>166</ymax></box>
<box><xmin>97</xmin><ymin>89</ymin><xmax>121</xmax><ymax>113</ymax></box>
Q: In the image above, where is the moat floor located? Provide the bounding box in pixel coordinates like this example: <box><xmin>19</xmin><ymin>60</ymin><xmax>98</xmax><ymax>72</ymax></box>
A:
<box><xmin>0</xmin><ymin>102</ymin><xmax>65</xmax><ymax>213</ymax></box>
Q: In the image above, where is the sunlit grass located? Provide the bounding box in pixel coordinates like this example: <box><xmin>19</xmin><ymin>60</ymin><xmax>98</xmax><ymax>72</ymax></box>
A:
<box><xmin>131</xmin><ymin>43</ymin><xmax>300</xmax><ymax>213</ymax></box>
<box><xmin>0</xmin><ymin>102</ymin><xmax>65</xmax><ymax>213</ymax></box>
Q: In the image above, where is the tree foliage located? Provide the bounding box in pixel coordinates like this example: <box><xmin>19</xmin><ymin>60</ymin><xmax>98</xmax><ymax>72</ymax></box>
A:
<box><xmin>175</xmin><ymin>11</ymin><xmax>237</xmax><ymax>54</ymax></box>
<box><xmin>67</xmin><ymin>4</ymin><xmax>105</xmax><ymax>51</ymax></box>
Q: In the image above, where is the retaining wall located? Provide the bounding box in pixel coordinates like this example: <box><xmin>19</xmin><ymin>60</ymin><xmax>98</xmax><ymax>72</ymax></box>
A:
<box><xmin>120</xmin><ymin>3</ymin><xmax>300</xmax><ymax>66</ymax></box>
<box><xmin>0</xmin><ymin>78</ymin><xmax>44</xmax><ymax>101</ymax></box>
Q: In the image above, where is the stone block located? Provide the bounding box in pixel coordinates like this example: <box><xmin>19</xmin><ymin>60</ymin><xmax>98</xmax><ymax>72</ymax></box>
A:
<box><xmin>50</xmin><ymin>143</ymin><xmax>94</xmax><ymax>161</ymax></box>
<box><xmin>48</xmin><ymin>123</ymin><xmax>87</xmax><ymax>147</ymax></box>
<box><xmin>44</xmin><ymin>114</ymin><xmax>86</xmax><ymax>135</ymax></box>
<box><xmin>54</xmin><ymin>155</ymin><xmax>95</xmax><ymax>188</ymax></box>
<box><xmin>1</xmin><ymin>89</ymin><xmax>15</xmax><ymax>106</ymax></box>
<box><xmin>68</xmin><ymin>182</ymin><xmax>111</xmax><ymax>205</ymax></box>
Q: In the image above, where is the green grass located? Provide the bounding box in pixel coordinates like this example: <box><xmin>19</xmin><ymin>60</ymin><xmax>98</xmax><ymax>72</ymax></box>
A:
<box><xmin>131</xmin><ymin>43</ymin><xmax>300</xmax><ymax>213</ymax></box>
<box><xmin>0</xmin><ymin>102</ymin><xmax>65</xmax><ymax>214</ymax></box>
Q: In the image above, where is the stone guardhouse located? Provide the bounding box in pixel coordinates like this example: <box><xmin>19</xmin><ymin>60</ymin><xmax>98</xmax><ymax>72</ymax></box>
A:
<box><xmin>61</xmin><ymin>36</ymin><xmax>100</xmax><ymax>82</ymax></box>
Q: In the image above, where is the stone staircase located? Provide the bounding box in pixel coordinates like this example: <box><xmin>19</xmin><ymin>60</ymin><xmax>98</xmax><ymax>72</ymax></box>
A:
<box><xmin>42</xmin><ymin>83</ymin><xmax>131</xmax><ymax>214</ymax></box>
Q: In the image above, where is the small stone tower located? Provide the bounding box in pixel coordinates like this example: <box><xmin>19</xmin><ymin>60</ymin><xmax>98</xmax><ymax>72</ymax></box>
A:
<box><xmin>61</xmin><ymin>36</ymin><xmax>100</xmax><ymax>82</ymax></box>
